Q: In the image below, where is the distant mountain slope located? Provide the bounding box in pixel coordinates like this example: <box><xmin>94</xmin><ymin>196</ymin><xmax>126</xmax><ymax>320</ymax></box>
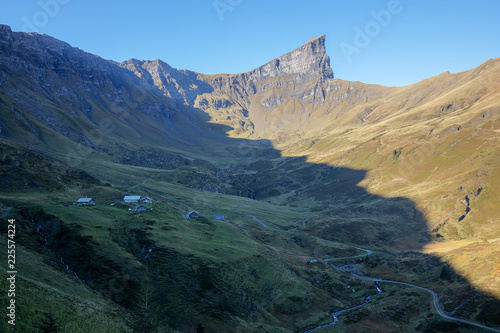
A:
<box><xmin>0</xmin><ymin>24</ymin><xmax>234</xmax><ymax>158</ymax></box>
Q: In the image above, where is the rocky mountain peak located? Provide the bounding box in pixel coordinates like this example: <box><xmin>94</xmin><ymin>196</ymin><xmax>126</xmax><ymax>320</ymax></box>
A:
<box><xmin>248</xmin><ymin>35</ymin><xmax>333</xmax><ymax>81</ymax></box>
<box><xmin>0</xmin><ymin>24</ymin><xmax>14</xmax><ymax>42</ymax></box>
<box><xmin>0</xmin><ymin>24</ymin><xmax>12</xmax><ymax>32</ymax></box>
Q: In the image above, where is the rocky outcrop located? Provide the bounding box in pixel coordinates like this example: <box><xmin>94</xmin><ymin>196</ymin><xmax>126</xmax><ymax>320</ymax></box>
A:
<box><xmin>115</xmin><ymin>35</ymin><xmax>338</xmax><ymax>137</ymax></box>
<box><xmin>457</xmin><ymin>187</ymin><xmax>482</xmax><ymax>222</ymax></box>
<box><xmin>199</xmin><ymin>35</ymin><xmax>334</xmax><ymax>98</ymax></box>
<box><xmin>120</xmin><ymin>35</ymin><xmax>334</xmax><ymax>107</ymax></box>
<box><xmin>0</xmin><ymin>24</ymin><xmax>126</xmax><ymax>86</ymax></box>
<box><xmin>119</xmin><ymin>58</ymin><xmax>214</xmax><ymax>106</ymax></box>
<box><xmin>113</xmin><ymin>146</ymin><xmax>190</xmax><ymax>170</ymax></box>
<box><xmin>245</xmin><ymin>35</ymin><xmax>333</xmax><ymax>81</ymax></box>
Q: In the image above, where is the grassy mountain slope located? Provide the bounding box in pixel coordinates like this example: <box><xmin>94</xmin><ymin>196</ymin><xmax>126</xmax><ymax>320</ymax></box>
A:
<box><xmin>294</xmin><ymin>59</ymin><xmax>500</xmax><ymax>242</ymax></box>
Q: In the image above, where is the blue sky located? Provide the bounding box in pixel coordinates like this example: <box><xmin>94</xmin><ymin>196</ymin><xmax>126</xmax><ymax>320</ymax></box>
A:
<box><xmin>1</xmin><ymin>0</ymin><xmax>499</xmax><ymax>86</ymax></box>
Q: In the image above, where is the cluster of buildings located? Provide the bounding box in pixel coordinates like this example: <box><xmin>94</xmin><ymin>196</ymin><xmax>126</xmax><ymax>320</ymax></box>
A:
<box><xmin>75</xmin><ymin>196</ymin><xmax>224</xmax><ymax>220</ymax></box>
<box><xmin>123</xmin><ymin>196</ymin><xmax>152</xmax><ymax>204</ymax></box>
<box><xmin>75</xmin><ymin>195</ymin><xmax>153</xmax><ymax>211</ymax></box>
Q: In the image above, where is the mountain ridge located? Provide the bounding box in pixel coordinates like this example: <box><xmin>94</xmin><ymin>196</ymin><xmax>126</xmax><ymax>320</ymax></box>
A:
<box><xmin>1</xmin><ymin>23</ymin><xmax>498</xmax><ymax>244</ymax></box>
<box><xmin>116</xmin><ymin>34</ymin><xmax>338</xmax><ymax>136</ymax></box>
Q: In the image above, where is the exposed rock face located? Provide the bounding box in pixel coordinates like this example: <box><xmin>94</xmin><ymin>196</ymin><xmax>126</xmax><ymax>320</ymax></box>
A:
<box><xmin>119</xmin><ymin>58</ymin><xmax>214</xmax><ymax>106</ymax></box>
<box><xmin>245</xmin><ymin>35</ymin><xmax>333</xmax><ymax>81</ymax></box>
<box><xmin>120</xmin><ymin>35</ymin><xmax>333</xmax><ymax>107</ymax></box>
<box><xmin>0</xmin><ymin>24</ymin><xmax>124</xmax><ymax>85</ymax></box>
<box><xmin>0</xmin><ymin>26</ymin><xmax>391</xmax><ymax>143</ymax></box>
<box><xmin>198</xmin><ymin>35</ymin><xmax>335</xmax><ymax>100</ymax></box>
<box><xmin>117</xmin><ymin>35</ymin><xmax>338</xmax><ymax>136</ymax></box>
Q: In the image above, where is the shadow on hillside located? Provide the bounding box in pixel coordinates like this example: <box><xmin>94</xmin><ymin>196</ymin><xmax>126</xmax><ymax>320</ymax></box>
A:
<box><xmin>178</xmin><ymin>104</ymin><xmax>500</xmax><ymax>331</ymax></box>
<box><xmin>2</xmin><ymin>77</ymin><xmax>498</xmax><ymax>332</ymax></box>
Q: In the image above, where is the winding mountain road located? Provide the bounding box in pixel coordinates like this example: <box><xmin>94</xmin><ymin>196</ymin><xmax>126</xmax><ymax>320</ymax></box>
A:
<box><xmin>373</xmin><ymin>279</ymin><xmax>499</xmax><ymax>332</ymax></box>
<box><xmin>248</xmin><ymin>215</ymin><xmax>290</xmax><ymax>232</ymax></box>
<box><xmin>247</xmin><ymin>215</ymin><xmax>500</xmax><ymax>332</ymax></box>
<box><xmin>336</xmin><ymin>266</ymin><xmax>500</xmax><ymax>332</ymax></box>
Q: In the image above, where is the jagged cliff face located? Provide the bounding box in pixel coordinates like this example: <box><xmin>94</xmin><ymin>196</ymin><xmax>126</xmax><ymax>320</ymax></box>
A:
<box><xmin>120</xmin><ymin>35</ymin><xmax>421</xmax><ymax>142</ymax></box>
<box><xmin>193</xmin><ymin>35</ymin><xmax>338</xmax><ymax>137</ymax></box>
<box><xmin>0</xmin><ymin>25</ymin><xmax>164</xmax><ymax>114</ymax></box>
<box><xmin>240</xmin><ymin>35</ymin><xmax>333</xmax><ymax>81</ymax></box>
<box><xmin>119</xmin><ymin>58</ymin><xmax>214</xmax><ymax>106</ymax></box>
<box><xmin>119</xmin><ymin>35</ymin><xmax>339</xmax><ymax>137</ymax></box>
<box><xmin>119</xmin><ymin>34</ymin><xmax>390</xmax><ymax>138</ymax></box>
<box><xmin>120</xmin><ymin>35</ymin><xmax>333</xmax><ymax>102</ymax></box>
